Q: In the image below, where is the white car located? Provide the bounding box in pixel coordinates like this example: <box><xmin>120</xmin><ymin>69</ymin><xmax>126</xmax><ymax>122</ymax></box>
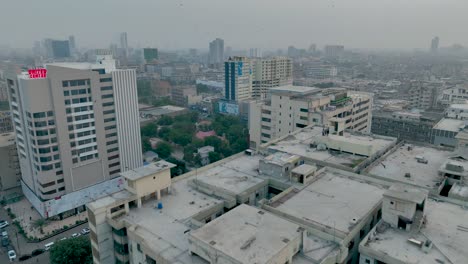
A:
<box><xmin>1</xmin><ymin>230</ymin><xmax>7</xmax><ymax>238</ymax></box>
<box><xmin>81</xmin><ymin>228</ymin><xmax>90</xmax><ymax>235</ymax></box>
<box><xmin>0</xmin><ymin>220</ymin><xmax>9</xmax><ymax>229</ymax></box>
<box><xmin>71</xmin><ymin>233</ymin><xmax>81</xmax><ymax>238</ymax></box>
<box><xmin>8</xmin><ymin>250</ymin><xmax>16</xmax><ymax>261</ymax></box>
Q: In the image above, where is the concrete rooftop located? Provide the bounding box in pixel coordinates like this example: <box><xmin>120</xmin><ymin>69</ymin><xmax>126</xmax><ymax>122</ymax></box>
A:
<box><xmin>189</xmin><ymin>204</ymin><xmax>302</xmax><ymax>264</ymax></box>
<box><xmin>272</xmin><ymin>169</ymin><xmax>386</xmax><ymax>234</ymax></box>
<box><xmin>368</xmin><ymin>144</ymin><xmax>451</xmax><ymax>189</ymax></box>
<box><xmin>361</xmin><ymin>200</ymin><xmax>468</xmax><ymax>264</ymax></box>
<box><xmin>433</xmin><ymin>118</ymin><xmax>465</xmax><ymax>132</ymax></box>
<box><xmin>121</xmin><ymin>161</ymin><xmax>176</xmax><ymax>181</ymax></box>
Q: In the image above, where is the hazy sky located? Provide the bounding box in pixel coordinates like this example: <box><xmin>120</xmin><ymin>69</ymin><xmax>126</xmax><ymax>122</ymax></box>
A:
<box><xmin>1</xmin><ymin>0</ymin><xmax>466</xmax><ymax>50</ymax></box>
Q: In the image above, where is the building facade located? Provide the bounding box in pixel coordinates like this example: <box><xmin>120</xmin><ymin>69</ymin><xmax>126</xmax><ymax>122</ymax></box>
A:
<box><xmin>0</xmin><ymin>111</ymin><xmax>13</xmax><ymax>133</ymax></box>
<box><xmin>209</xmin><ymin>38</ymin><xmax>224</xmax><ymax>68</ymax></box>
<box><xmin>408</xmin><ymin>81</ymin><xmax>441</xmax><ymax>110</ymax></box>
<box><xmin>324</xmin><ymin>45</ymin><xmax>344</xmax><ymax>58</ymax></box>
<box><xmin>0</xmin><ymin>133</ymin><xmax>21</xmax><ymax>191</ymax></box>
<box><xmin>5</xmin><ymin>57</ymin><xmax>142</xmax><ymax>217</ymax></box>
<box><xmin>170</xmin><ymin>86</ymin><xmax>201</xmax><ymax>107</ymax></box>
<box><xmin>224</xmin><ymin>56</ymin><xmax>253</xmax><ymax>102</ymax></box>
<box><xmin>249</xmin><ymin>85</ymin><xmax>373</xmax><ymax>148</ymax></box>
<box><xmin>251</xmin><ymin>57</ymin><xmax>293</xmax><ymax>99</ymax></box>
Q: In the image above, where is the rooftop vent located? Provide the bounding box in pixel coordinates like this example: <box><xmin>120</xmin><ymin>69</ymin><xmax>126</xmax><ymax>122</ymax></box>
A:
<box><xmin>405</xmin><ymin>173</ymin><xmax>411</xmax><ymax>178</ymax></box>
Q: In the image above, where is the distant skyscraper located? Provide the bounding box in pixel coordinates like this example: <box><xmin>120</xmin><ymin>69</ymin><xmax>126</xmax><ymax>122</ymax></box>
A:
<box><xmin>68</xmin><ymin>35</ymin><xmax>76</xmax><ymax>54</ymax></box>
<box><xmin>209</xmin><ymin>38</ymin><xmax>224</xmax><ymax>68</ymax></box>
<box><xmin>120</xmin><ymin>32</ymin><xmax>128</xmax><ymax>53</ymax></box>
<box><xmin>5</xmin><ymin>56</ymin><xmax>142</xmax><ymax>217</ymax></box>
<box><xmin>143</xmin><ymin>48</ymin><xmax>159</xmax><ymax>63</ymax></box>
<box><xmin>431</xmin><ymin>36</ymin><xmax>439</xmax><ymax>53</ymax></box>
<box><xmin>324</xmin><ymin>45</ymin><xmax>344</xmax><ymax>58</ymax></box>
<box><xmin>44</xmin><ymin>39</ymin><xmax>71</xmax><ymax>58</ymax></box>
<box><xmin>224</xmin><ymin>56</ymin><xmax>252</xmax><ymax>102</ymax></box>
<box><xmin>249</xmin><ymin>48</ymin><xmax>262</xmax><ymax>58</ymax></box>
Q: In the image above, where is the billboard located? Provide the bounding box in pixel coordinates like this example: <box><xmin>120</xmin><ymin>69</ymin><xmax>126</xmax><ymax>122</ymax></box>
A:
<box><xmin>28</xmin><ymin>68</ymin><xmax>47</xmax><ymax>79</ymax></box>
<box><xmin>219</xmin><ymin>101</ymin><xmax>239</xmax><ymax>115</ymax></box>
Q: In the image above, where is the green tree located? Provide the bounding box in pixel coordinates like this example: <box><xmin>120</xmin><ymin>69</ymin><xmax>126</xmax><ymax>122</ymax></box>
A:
<box><xmin>158</xmin><ymin>127</ymin><xmax>171</xmax><ymax>140</ymax></box>
<box><xmin>183</xmin><ymin>145</ymin><xmax>196</xmax><ymax>164</ymax></box>
<box><xmin>204</xmin><ymin>136</ymin><xmax>223</xmax><ymax>150</ymax></box>
<box><xmin>208</xmin><ymin>151</ymin><xmax>222</xmax><ymax>163</ymax></box>
<box><xmin>166</xmin><ymin>156</ymin><xmax>188</xmax><ymax>177</ymax></box>
<box><xmin>157</xmin><ymin>115</ymin><xmax>173</xmax><ymax>126</ymax></box>
<box><xmin>141</xmin><ymin>123</ymin><xmax>158</xmax><ymax>138</ymax></box>
<box><xmin>50</xmin><ymin>236</ymin><xmax>92</xmax><ymax>264</ymax></box>
<box><xmin>169</xmin><ymin>130</ymin><xmax>192</xmax><ymax>146</ymax></box>
<box><xmin>32</xmin><ymin>218</ymin><xmax>48</xmax><ymax>234</ymax></box>
<box><xmin>141</xmin><ymin>137</ymin><xmax>152</xmax><ymax>152</ymax></box>
<box><xmin>155</xmin><ymin>142</ymin><xmax>172</xmax><ymax>159</ymax></box>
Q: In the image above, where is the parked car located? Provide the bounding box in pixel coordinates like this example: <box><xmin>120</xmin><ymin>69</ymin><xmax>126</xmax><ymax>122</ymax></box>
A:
<box><xmin>71</xmin><ymin>233</ymin><xmax>81</xmax><ymax>238</ymax></box>
<box><xmin>0</xmin><ymin>220</ymin><xmax>9</xmax><ymax>229</ymax></box>
<box><xmin>81</xmin><ymin>228</ymin><xmax>90</xmax><ymax>235</ymax></box>
<box><xmin>18</xmin><ymin>254</ymin><xmax>31</xmax><ymax>262</ymax></box>
<box><xmin>59</xmin><ymin>237</ymin><xmax>67</xmax><ymax>241</ymax></box>
<box><xmin>1</xmin><ymin>237</ymin><xmax>9</xmax><ymax>247</ymax></box>
<box><xmin>44</xmin><ymin>242</ymin><xmax>54</xmax><ymax>251</ymax></box>
<box><xmin>8</xmin><ymin>249</ymin><xmax>16</xmax><ymax>261</ymax></box>
<box><xmin>31</xmin><ymin>248</ymin><xmax>45</xmax><ymax>256</ymax></box>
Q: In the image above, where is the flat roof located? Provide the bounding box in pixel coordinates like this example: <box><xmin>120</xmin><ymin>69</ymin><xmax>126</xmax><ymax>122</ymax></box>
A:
<box><xmin>121</xmin><ymin>161</ymin><xmax>176</xmax><ymax>181</ymax></box>
<box><xmin>267</xmin><ymin>127</ymin><xmax>394</xmax><ymax>169</ymax></box>
<box><xmin>291</xmin><ymin>164</ymin><xmax>317</xmax><ymax>175</ymax></box>
<box><xmin>192</xmin><ymin>155</ymin><xmax>266</xmax><ymax>195</ymax></box>
<box><xmin>433</xmin><ymin>118</ymin><xmax>465</xmax><ymax>132</ymax></box>
<box><xmin>269</xmin><ymin>85</ymin><xmax>321</xmax><ymax>95</ymax></box>
<box><xmin>368</xmin><ymin>144</ymin><xmax>451</xmax><ymax>189</ymax></box>
<box><xmin>272</xmin><ymin>169</ymin><xmax>386</xmax><ymax>234</ymax></box>
<box><xmin>190</xmin><ymin>204</ymin><xmax>302</xmax><ymax>264</ymax></box>
<box><xmin>362</xmin><ymin>200</ymin><xmax>468</xmax><ymax>264</ymax></box>
<box><xmin>449</xmin><ymin>103</ymin><xmax>468</xmax><ymax>110</ymax></box>
<box><xmin>384</xmin><ymin>184</ymin><xmax>428</xmax><ymax>204</ymax></box>
<box><xmin>119</xmin><ymin>178</ymin><xmax>224</xmax><ymax>263</ymax></box>
<box><xmin>263</xmin><ymin>152</ymin><xmax>300</xmax><ymax>166</ymax></box>
<box><xmin>140</xmin><ymin>105</ymin><xmax>186</xmax><ymax>116</ymax></box>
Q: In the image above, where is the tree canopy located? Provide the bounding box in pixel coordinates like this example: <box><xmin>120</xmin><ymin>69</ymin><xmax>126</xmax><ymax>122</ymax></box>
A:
<box><xmin>155</xmin><ymin>141</ymin><xmax>172</xmax><ymax>159</ymax></box>
<box><xmin>50</xmin><ymin>236</ymin><xmax>92</xmax><ymax>264</ymax></box>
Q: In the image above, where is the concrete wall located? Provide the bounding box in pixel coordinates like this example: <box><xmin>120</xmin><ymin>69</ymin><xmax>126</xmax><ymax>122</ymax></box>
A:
<box><xmin>133</xmin><ymin>169</ymin><xmax>171</xmax><ymax>198</ymax></box>
<box><xmin>382</xmin><ymin>197</ymin><xmax>416</xmax><ymax>229</ymax></box>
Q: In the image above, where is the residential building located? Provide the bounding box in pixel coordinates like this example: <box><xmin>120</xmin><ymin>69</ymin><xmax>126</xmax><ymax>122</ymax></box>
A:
<box><xmin>440</xmin><ymin>85</ymin><xmax>468</xmax><ymax>106</ymax></box>
<box><xmin>224</xmin><ymin>56</ymin><xmax>253</xmax><ymax>102</ymax></box>
<box><xmin>5</xmin><ymin>56</ymin><xmax>142</xmax><ymax>218</ymax></box>
<box><xmin>209</xmin><ymin>38</ymin><xmax>224</xmax><ymax>68</ymax></box>
<box><xmin>0</xmin><ymin>133</ymin><xmax>21</xmax><ymax>190</ymax></box>
<box><xmin>371</xmin><ymin>111</ymin><xmax>442</xmax><ymax>143</ymax></box>
<box><xmin>0</xmin><ymin>111</ymin><xmax>13</xmax><ymax>133</ymax></box>
<box><xmin>408</xmin><ymin>81</ymin><xmax>441</xmax><ymax>110</ymax></box>
<box><xmin>431</xmin><ymin>118</ymin><xmax>466</xmax><ymax>148</ymax></box>
<box><xmin>445</xmin><ymin>103</ymin><xmax>468</xmax><ymax>119</ymax></box>
<box><xmin>249</xmin><ymin>85</ymin><xmax>373</xmax><ymax>148</ymax></box>
<box><xmin>170</xmin><ymin>86</ymin><xmax>202</xmax><ymax>107</ymax></box>
<box><xmin>251</xmin><ymin>57</ymin><xmax>293</xmax><ymax>99</ymax></box>
<box><xmin>249</xmin><ymin>48</ymin><xmax>262</xmax><ymax>58</ymax></box>
<box><xmin>143</xmin><ymin>48</ymin><xmax>158</xmax><ymax>63</ymax></box>
<box><xmin>324</xmin><ymin>45</ymin><xmax>344</xmax><ymax>58</ymax></box>
<box><xmin>430</xmin><ymin>36</ymin><xmax>439</xmax><ymax>53</ymax></box>
<box><xmin>68</xmin><ymin>35</ymin><xmax>76</xmax><ymax>55</ymax></box>
<box><xmin>303</xmin><ymin>62</ymin><xmax>338</xmax><ymax>79</ymax></box>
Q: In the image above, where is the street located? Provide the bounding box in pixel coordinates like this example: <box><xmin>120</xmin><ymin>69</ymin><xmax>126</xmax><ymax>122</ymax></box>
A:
<box><xmin>0</xmin><ymin>206</ymin><xmax>89</xmax><ymax>264</ymax></box>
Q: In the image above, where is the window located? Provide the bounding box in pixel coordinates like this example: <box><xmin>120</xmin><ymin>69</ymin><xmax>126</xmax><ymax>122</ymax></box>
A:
<box><xmin>100</xmin><ymin>77</ymin><xmax>112</xmax><ymax>83</ymax></box>
<box><xmin>102</xmin><ymin>94</ymin><xmax>113</xmax><ymax>99</ymax></box>
<box><xmin>104</xmin><ymin>117</ymin><xmax>115</xmax><ymax>123</ymax></box>
<box><xmin>300</xmin><ymin>108</ymin><xmax>308</xmax><ymax>113</ymax></box>
<box><xmin>33</xmin><ymin>112</ymin><xmax>46</xmax><ymax>119</ymax></box>
<box><xmin>64</xmin><ymin>90</ymin><xmax>70</xmax><ymax>96</ymax></box>
<box><xmin>102</xmin><ymin>102</ymin><xmax>114</xmax><ymax>107</ymax></box>
<box><xmin>62</xmin><ymin>81</ymin><xmax>69</xmax><ymax>87</ymax></box>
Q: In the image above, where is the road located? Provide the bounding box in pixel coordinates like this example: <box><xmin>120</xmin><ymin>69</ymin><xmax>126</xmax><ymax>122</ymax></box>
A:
<box><xmin>0</xmin><ymin>207</ymin><xmax>89</xmax><ymax>263</ymax></box>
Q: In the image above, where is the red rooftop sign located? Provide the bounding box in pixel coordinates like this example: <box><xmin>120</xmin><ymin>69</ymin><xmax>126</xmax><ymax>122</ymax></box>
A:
<box><xmin>28</xmin><ymin>68</ymin><xmax>47</xmax><ymax>79</ymax></box>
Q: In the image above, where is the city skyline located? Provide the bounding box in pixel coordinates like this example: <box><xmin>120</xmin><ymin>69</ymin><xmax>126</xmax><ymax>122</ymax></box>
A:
<box><xmin>0</xmin><ymin>0</ymin><xmax>467</xmax><ymax>50</ymax></box>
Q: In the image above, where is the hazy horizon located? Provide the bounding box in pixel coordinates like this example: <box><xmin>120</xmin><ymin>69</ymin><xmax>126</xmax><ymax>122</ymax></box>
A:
<box><xmin>1</xmin><ymin>0</ymin><xmax>466</xmax><ymax>51</ymax></box>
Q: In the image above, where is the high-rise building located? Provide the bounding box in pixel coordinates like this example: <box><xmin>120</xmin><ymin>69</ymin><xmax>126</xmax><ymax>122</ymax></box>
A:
<box><xmin>324</xmin><ymin>45</ymin><xmax>344</xmax><ymax>58</ymax></box>
<box><xmin>252</xmin><ymin>57</ymin><xmax>293</xmax><ymax>99</ymax></box>
<box><xmin>5</xmin><ymin>56</ymin><xmax>142</xmax><ymax>218</ymax></box>
<box><xmin>120</xmin><ymin>32</ymin><xmax>128</xmax><ymax>53</ymax></box>
<box><xmin>224</xmin><ymin>56</ymin><xmax>252</xmax><ymax>102</ymax></box>
<box><xmin>431</xmin><ymin>36</ymin><xmax>439</xmax><ymax>53</ymax></box>
<box><xmin>44</xmin><ymin>39</ymin><xmax>71</xmax><ymax>58</ymax></box>
<box><xmin>68</xmin><ymin>35</ymin><xmax>76</xmax><ymax>55</ymax></box>
<box><xmin>249</xmin><ymin>86</ymin><xmax>372</xmax><ymax>148</ymax></box>
<box><xmin>209</xmin><ymin>38</ymin><xmax>224</xmax><ymax>68</ymax></box>
<box><xmin>249</xmin><ymin>48</ymin><xmax>262</xmax><ymax>58</ymax></box>
<box><xmin>143</xmin><ymin>48</ymin><xmax>158</xmax><ymax>63</ymax></box>
<box><xmin>0</xmin><ymin>132</ymin><xmax>21</xmax><ymax>191</ymax></box>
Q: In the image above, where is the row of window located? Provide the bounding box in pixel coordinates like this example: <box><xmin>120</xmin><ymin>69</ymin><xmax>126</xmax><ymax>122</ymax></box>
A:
<box><xmin>62</xmin><ymin>79</ymin><xmax>90</xmax><ymax>87</ymax></box>
<box><xmin>64</xmin><ymin>88</ymin><xmax>90</xmax><ymax>97</ymax></box>
<box><xmin>65</xmin><ymin>97</ymin><xmax>91</xmax><ymax>105</ymax></box>
<box><xmin>29</xmin><ymin>111</ymin><xmax>54</xmax><ymax>119</ymax></box>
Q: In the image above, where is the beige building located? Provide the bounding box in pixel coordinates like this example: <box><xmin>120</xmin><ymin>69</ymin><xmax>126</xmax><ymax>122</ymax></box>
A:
<box><xmin>249</xmin><ymin>85</ymin><xmax>373</xmax><ymax>148</ymax></box>
<box><xmin>170</xmin><ymin>85</ymin><xmax>202</xmax><ymax>107</ymax></box>
<box><xmin>251</xmin><ymin>57</ymin><xmax>293</xmax><ymax>99</ymax></box>
<box><xmin>0</xmin><ymin>132</ymin><xmax>21</xmax><ymax>191</ymax></box>
<box><xmin>6</xmin><ymin>56</ymin><xmax>142</xmax><ymax>218</ymax></box>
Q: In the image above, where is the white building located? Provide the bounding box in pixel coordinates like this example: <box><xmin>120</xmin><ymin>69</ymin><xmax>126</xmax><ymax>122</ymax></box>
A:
<box><xmin>5</xmin><ymin>56</ymin><xmax>142</xmax><ymax>218</ymax></box>
<box><xmin>251</xmin><ymin>57</ymin><xmax>293</xmax><ymax>99</ymax></box>
<box><xmin>224</xmin><ymin>56</ymin><xmax>253</xmax><ymax>102</ymax></box>
<box><xmin>249</xmin><ymin>85</ymin><xmax>373</xmax><ymax>148</ymax></box>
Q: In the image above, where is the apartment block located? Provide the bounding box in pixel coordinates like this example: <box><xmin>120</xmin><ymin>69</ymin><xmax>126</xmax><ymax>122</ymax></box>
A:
<box><xmin>170</xmin><ymin>85</ymin><xmax>202</xmax><ymax>107</ymax></box>
<box><xmin>249</xmin><ymin>85</ymin><xmax>372</xmax><ymax>148</ymax></box>
<box><xmin>408</xmin><ymin>81</ymin><xmax>441</xmax><ymax>110</ymax></box>
<box><xmin>0</xmin><ymin>111</ymin><xmax>13</xmax><ymax>133</ymax></box>
<box><xmin>224</xmin><ymin>56</ymin><xmax>253</xmax><ymax>102</ymax></box>
<box><xmin>251</xmin><ymin>57</ymin><xmax>293</xmax><ymax>99</ymax></box>
<box><xmin>6</xmin><ymin>56</ymin><xmax>142</xmax><ymax>218</ymax></box>
<box><xmin>0</xmin><ymin>132</ymin><xmax>21</xmax><ymax>191</ymax></box>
